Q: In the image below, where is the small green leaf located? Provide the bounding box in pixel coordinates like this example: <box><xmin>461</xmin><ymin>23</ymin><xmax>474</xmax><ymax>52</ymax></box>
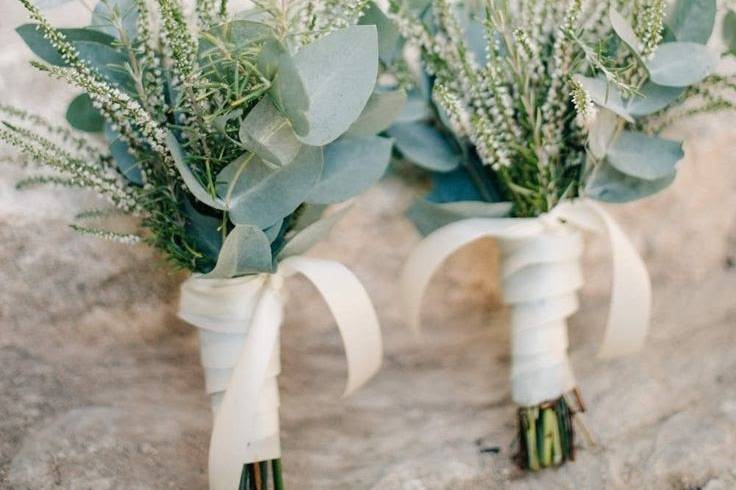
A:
<box><xmin>606</xmin><ymin>131</ymin><xmax>683</xmax><ymax>180</ymax></box>
<box><xmin>16</xmin><ymin>24</ymin><xmax>114</xmax><ymax>66</ymax></box>
<box><xmin>407</xmin><ymin>200</ymin><xmax>512</xmax><ymax>236</ymax></box>
<box><xmin>667</xmin><ymin>0</ymin><xmax>716</xmax><ymax>44</ymax></box>
<box><xmin>66</xmin><ymin>93</ymin><xmax>104</xmax><ymax>132</ymax></box>
<box><xmin>388</xmin><ymin>122</ymin><xmax>461</xmax><ymax>171</ymax></box>
<box><xmin>239</xmin><ymin>97</ymin><xmax>301</xmax><ymax>166</ymax></box>
<box><xmin>573</xmin><ymin>76</ymin><xmax>633</xmax><ymax>122</ymax></box>
<box><xmin>203</xmin><ymin>225</ymin><xmax>274</xmax><ymax>279</ymax></box>
<box><xmin>307</xmin><ymin>136</ymin><xmax>393</xmax><ymax>204</ymax></box>
<box><xmin>646</xmin><ymin>42</ymin><xmax>718</xmax><ymax>87</ymax></box>
<box><xmin>166</xmin><ymin>132</ymin><xmax>227</xmax><ymax>210</ymax></box>
<box><xmin>90</xmin><ymin>0</ymin><xmax>138</xmax><ymax>40</ymax></box>
<box><xmin>359</xmin><ymin>1</ymin><xmax>402</xmax><ymax>64</ymax></box>
<box><xmin>293</xmin><ymin>26</ymin><xmax>379</xmax><ymax>146</ymax></box>
<box><xmin>585</xmin><ymin>161</ymin><xmax>676</xmax><ymax>203</ymax></box>
<box><xmin>279</xmin><ymin>206</ymin><xmax>350</xmax><ymax>259</ymax></box>
<box><xmin>346</xmin><ymin>89</ymin><xmax>407</xmax><ymax>137</ymax></box>
<box><xmin>220</xmin><ymin>146</ymin><xmax>324</xmax><ymax>228</ymax></box>
<box><xmin>610</xmin><ymin>7</ymin><xmax>641</xmax><ymax>54</ymax></box>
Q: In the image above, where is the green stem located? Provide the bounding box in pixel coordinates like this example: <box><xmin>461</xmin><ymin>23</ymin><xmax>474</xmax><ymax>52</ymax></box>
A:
<box><xmin>272</xmin><ymin>459</ymin><xmax>284</xmax><ymax>490</ymax></box>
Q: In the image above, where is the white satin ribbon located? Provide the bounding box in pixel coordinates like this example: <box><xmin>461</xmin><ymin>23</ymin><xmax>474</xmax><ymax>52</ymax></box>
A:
<box><xmin>179</xmin><ymin>256</ymin><xmax>383</xmax><ymax>490</ymax></box>
<box><xmin>401</xmin><ymin>198</ymin><xmax>651</xmax><ymax>405</ymax></box>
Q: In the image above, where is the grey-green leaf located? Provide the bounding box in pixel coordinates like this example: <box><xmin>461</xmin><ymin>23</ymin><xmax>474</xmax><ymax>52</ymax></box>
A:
<box><xmin>585</xmin><ymin>161</ymin><xmax>676</xmax><ymax>203</ymax></box>
<box><xmin>359</xmin><ymin>1</ymin><xmax>402</xmax><ymax>64</ymax></box>
<box><xmin>588</xmin><ymin>109</ymin><xmax>620</xmax><ymax>160</ymax></box>
<box><xmin>34</xmin><ymin>0</ymin><xmax>73</xmax><ymax>8</ymax></box>
<box><xmin>407</xmin><ymin>200</ymin><xmax>513</xmax><ymax>236</ymax></box>
<box><xmin>625</xmin><ymin>82</ymin><xmax>684</xmax><ymax>116</ymax></box>
<box><xmin>388</xmin><ymin>122</ymin><xmax>461</xmax><ymax>171</ymax></box>
<box><xmin>723</xmin><ymin>10</ymin><xmax>736</xmax><ymax>52</ymax></box>
<box><xmin>75</xmin><ymin>40</ymin><xmax>134</xmax><ymax>90</ymax></box>
<box><xmin>646</xmin><ymin>42</ymin><xmax>718</xmax><ymax>87</ymax></box>
<box><xmin>182</xmin><ymin>198</ymin><xmax>222</xmax><ymax>267</ymax></box>
<box><xmin>16</xmin><ymin>24</ymin><xmax>114</xmax><ymax>66</ymax></box>
<box><xmin>667</xmin><ymin>0</ymin><xmax>716</xmax><ymax>44</ymax></box>
<box><xmin>166</xmin><ymin>132</ymin><xmax>227</xmax><ymax>210</ymax></box>
<box><xmin>346</xmin><ymin>90</ymin><xmax>407</xmax><ymax>137</ymax></box>
<box><xmin>279</xmin><ymin>206</ymin><xmax>350</xmax><ymax>259</ymax></box>
<box><xmin>573</xmin><ymin>76</ymin><xmax>633</xmax><ymax>122</ymax></box>
<box><xmin>66</xmin><ymin>94</ymin><xmax>104</xmax><ymax>132</ymax></box>
<box><xmin>105</xmin><ymin>125</ymin><xmax>142</xmax><ymax>184</ymax></box>
<box><xmin>610</xmin><ymin>7</ymin><xmax>641</xmax><ymax>54</ymax></box>
<box><xmin>203</xmin><ymin>225</ymin><xmax>274</xmax><ymax>279</ymax></box>
<box><xmin>90</xmin><ymin>0</ymin><xmax>138</xmax><ymax>40</ymax></box>
<box><xmin>221</xmin><ymin>146</ymin><xmax>324</xmax><ymax>228</ymax></box>
<box><xmin>606</xmin><ymin>131</ymin><xmax>683</xmax><ymax>180</ymax></box>
<box><xmin>239</xmin><ymin>97</ymin><xmax>301</xmax><ymax>166</ymax></box>
<box><xmin>307</xmin><ymin>136</ymin><xmax>393</xmax><ymax>204</ymax></box>
<box><xmin>394</xmin><ymin>92</ymin><xmax>433</xmax><ymax>123</ymax></box>
<box><xmin>293</xmin><ymin>25</ymin><xmax>379</xmax><ymax>146</ymax></box>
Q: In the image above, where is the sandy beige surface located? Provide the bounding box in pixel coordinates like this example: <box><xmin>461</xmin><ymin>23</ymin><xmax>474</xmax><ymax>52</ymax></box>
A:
<box><xmin>2</xmin><ymin>3</ymin><xmax>736</xmax><ymax>489</ymax></box>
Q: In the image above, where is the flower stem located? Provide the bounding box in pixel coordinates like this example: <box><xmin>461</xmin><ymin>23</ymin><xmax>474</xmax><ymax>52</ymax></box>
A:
<box><xmin>238</xmin><ymin>459</ymin><xmax>284</xmax><ymax>490</ymax></box>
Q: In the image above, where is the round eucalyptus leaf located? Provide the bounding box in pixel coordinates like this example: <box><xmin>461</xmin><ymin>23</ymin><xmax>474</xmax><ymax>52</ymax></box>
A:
<box><xmin>221</xmin><ymin>146</ymin><xmax>324</xmax><ymax>228</ymax></box>
<box><xmin>394</xmin><ymin>92</ymin><xmax>433</xmax><ymax>123</ymax></box>
<box><xmin>90</xmin><ymin>0</ymin><xmax>138</xmax><ymax>40</ymax></box>
<box><xmin>606</xmin><ymin>131</ymin><xmax>683</xmax><ymax>181</ymax></box>
<box><xmin>646</xmin><ymin>42</ymin><xmax>718</xmax><ymax>87</ymax></box>
<box><xmin>16</xmin><ymin>24</ymin><xmax>115</xmax><ymax>66</ymax></box>
<box><xmin>667</xmin><ymin>0</ymin><xmax>716</xmax><ymax>44</ymax></box>
<box><xmin>66</xmin><ymin>93</ymin><xmax>104</xmax><ymax>133</ymax></box>
<box><xmin>407</xmin><ymin>199</ymin><xmax>512</xmax><ymax>236</ymax></box>
<box><xmin>239</xmin><ymin>97</ymin><xmax>301</xmax><ymax>166</ymax></box>
<box><xmin>166</xmin><ymin>132</ymin><xmax>227</xmax><ymax>210</ymax></box>
<box><xmin>306</xmin><ymin>136</ymin><xmax>393</xmax><ymax>204</ymax></box>
<box><xmin>278</xmin><ymin>206</ymin><xmax>350</xmax><ymax>259</ymax></box>
<box><xmin>105</xmin><ymin>125</ymin><xmax>143</xmax><ymax>184</ymax></box>
<box><xmin>585</xmin><ymin>161</ymin><xmax>677</xmax><ymax>203</ymax></box>
<box><xmin>388</xmin><ymin>122</ymin><xmax>461</xmax><ymax>172</ymax></box>
<box><xmin>573</xmin><ymin>75</ymin><xmax>633</xmax><ymax>122</ymax></box>
<box><xmin>199</xmin><ymin>19</ymin><xmax>275</xmax><ymax>55</ymax></box>
<box><xmin>203</xmin><ymin>225</ymin><xmax>274</xmax><ymax>279</ymax></box>
<box><xmin>346</xmin><ymin>90</ymin><xmax>407</xmax><ymax>137</ymax></box>
<box><xmin>182</xmin><ymin>198</ymin><xmax>223</xmax><ymax>268</ymax></box>
<box><xmin>293</xmin><ymin>25</ymin><xmax>379</xmax><ymax>146</ymax></box>
<box><xmin>625</xmin><ymin>82</ymin><xmax>684</xmax><ymax>116</ymax></box>
<box><xmin>75</xmin><ymin>41</ymin><xmax>134</xmax><ymax>90</ymax></box>
<box><xmin>359</xmin><ymin>1</ymin><xmax>402</xmax><ymax>64</ymax></box>
<box><xmin>588</xmin><ymin>109</ymin><xmax>619</xmax><ymax>160</ymax></box>
<box><xmin>610</xmin><ymin>7</ymin><xmax>641</xmax><ymax>54</ymax></box>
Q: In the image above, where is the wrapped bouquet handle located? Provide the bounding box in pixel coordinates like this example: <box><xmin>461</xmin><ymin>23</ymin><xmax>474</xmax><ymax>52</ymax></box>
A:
<box><xmin>179</xmin><ymin>256</ymin><xmax>383</xmax><ymax>490</ymax></box>
<box><xmin>401</xmin><ymin>198</ymin><xmax>651</xmax><ymax>361</ymax></box>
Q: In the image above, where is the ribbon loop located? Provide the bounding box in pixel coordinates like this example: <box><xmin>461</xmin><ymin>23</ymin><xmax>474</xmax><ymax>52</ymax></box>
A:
<box><xmin>179</xmin><ymin>256</ymin><xmax>383</xmax><ymax>490</ymax></box>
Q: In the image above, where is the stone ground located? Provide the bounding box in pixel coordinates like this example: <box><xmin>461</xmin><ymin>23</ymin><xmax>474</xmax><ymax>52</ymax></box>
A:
<box><xmin>2</xmin><ymin>3</ymin><xmax>736</xmax><ymax>490</ymax></box>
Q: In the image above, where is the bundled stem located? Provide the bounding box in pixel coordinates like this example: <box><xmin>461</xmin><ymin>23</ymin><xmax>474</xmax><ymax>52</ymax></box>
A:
<box><xmin>239</xmin><ymin>459</ymin><xmax>284</xmax><ymax>490</ymax></box>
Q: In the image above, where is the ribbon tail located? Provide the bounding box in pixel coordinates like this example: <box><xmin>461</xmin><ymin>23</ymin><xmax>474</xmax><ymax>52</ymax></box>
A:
<box><xmin>208</xmin><ymin>285</ymin><xmax>283</xmax><ymax>490</ymax></box>
<box><xmin>558</xmin><ymin>200</ymin><xmax>652</xmax><ymax>358</ymax></box>
<box><xmin>400</xmin><ymin>218</ymin><xmax>536</xmax><ymax>333</ymax></box>
<box><xmin>279</xmin><ymin>256</ymin><xmax>382</xmax><ymax>397</ymax></box>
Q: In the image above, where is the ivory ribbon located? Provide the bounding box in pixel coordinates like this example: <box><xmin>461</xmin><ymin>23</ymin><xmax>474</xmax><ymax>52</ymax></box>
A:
<box><xmin>179</xmin><ymin>256</ymin><xmax>383</xmax><ymax>490</ymax></box>
<box><xmin>401</xmin><ymin>198</ymin><xmax>651</xmax><ymax>406</ymax></box>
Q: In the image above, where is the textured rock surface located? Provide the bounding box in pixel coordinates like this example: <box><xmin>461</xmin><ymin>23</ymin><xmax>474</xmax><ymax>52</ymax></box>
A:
<box><xmin>2</xmin><ymin>3</ymin><xmax>736</xmax><ymax>490</ymax></box>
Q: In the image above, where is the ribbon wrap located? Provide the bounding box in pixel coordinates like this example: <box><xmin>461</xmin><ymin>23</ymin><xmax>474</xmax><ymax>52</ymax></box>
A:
<box><xmin>401</xmin><ymin>199</ymin><xmax>651</xmax><ymax>406</ymax></box>
<box><xmin>179</xmin><ymin>256</ymin><xmax>383</xmax><ymax>490</ymax></box>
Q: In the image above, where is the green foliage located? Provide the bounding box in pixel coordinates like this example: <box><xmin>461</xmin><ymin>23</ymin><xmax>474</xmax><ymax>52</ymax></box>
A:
<box><xmin>666</xmin><ymin>0</ymin><xmax>716</xmax><ymax>44</ymax></box>
<box><xmin>3</xmin><ymin>0</ymin><xmax>390</xmax><ymax>276</ymax></box>
<box><xmin>389</xmin><ymin>122</ymin><xmax>461</xmax><ymax>172</ymax></box>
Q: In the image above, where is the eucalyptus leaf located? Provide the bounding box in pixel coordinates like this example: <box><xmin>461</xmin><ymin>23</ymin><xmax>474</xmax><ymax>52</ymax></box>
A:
<box><xmin>199</xmin><ymin>19</ymin><xmax>275</xmax><ymax>54</ymax></box>
<box><xmin>346</xmin><ymin>90</ymin><xmax>407</xmax><ymax>137</ymax></box>
<box><xmin>203</xmin><ymin>225</ymin><xmax>274</xmax><ymax>279</ymax></box>
<box><xmin>90</xmin><ymin>0</ymin><xmax>138</xmax><ymax>40</ymax></box>
<box><xmin>667</xmin><ymin>0</ymin><xmax>716</xmax><ymax>44</ymax></box>
<box><xmin>34</xmin><ymin>0</ymin><xmax>73</xmax><ymax>8</ymax></box>
<box><xmin>239</xmin><ymin>97</ymin><xmax>301</xmax><ymax>166</ymax></box>
<box><xmin>278</xmin><ymin>206</ymin><xmax>350</xmax><ymax>259</ymax></box>
<box><xmin>306</xmin><ymin>136</ymin><xmax>393</xmax><ymax>204</ymax></box>
<box><xmin>606</xmin><ymin>131</ymin><xmax>683</xmax><ymax>180</ymax></box>
<box><xmin>359</xmin><ymin>1</ymin><xmax>402</xmax><ymax>64</ymax></box>
<box><xmin>573</xmin><ymin>76</ymin><xmax>633</xmax><ymax>122</ymax></box>
<box><xmin>166</xmin><ymin>132</ymin><xmax>227</xmax><ymax>210</ymax></box>
<box><xmin>610</xmin><ymin>7</ymin><xmax>641</xmax><ymax>54</ymax></box>
<box><xmin>16</xmin><ymin>24</ymin><xmax>114</xmax><ymax>66</ymax></box>
<box><xmin>585</xmin><ymin>161</ymin><xmax>676</xmax><ymax>203</ymax></box>
<box><xmin>388</xmin><ymin>122</ymin><xmax>461</xmax><ymax>171</ymax></box>
<box><xmin>220</xmin><ymin>146</ymin><xmax>324</xmax><ymax>228</ymax></box>
<box><xmin>290</xmin><ymin>204</ymin><xmax>328</xmax><ymax>232</ymax></box>
<box><xmin>625</xmin><ymin>82</ymin><xmax>684</xmax><ymax>116</ymax></box>
<box><xmin>66</xmin><ymin>94</ymin><xmax>104</xmax><ymax>133</ymax></box>
<box><xmin>75</xmin><ymin>41</ymin><xmax>134</xmax><ymax>90</ymax></box>
<box><xmin>646</xmin><ymin>42</ymin><xmax>718</xmax><ymax>87</ymax></box>
<box><xmin>723</xmin><ymin>10</ymin><xmax>736</xmax><ymax>52</ymax></box>
<box><xmin>105</xmin><ymin>125</ymin><xmax>143</xmax><ymax>184</ymax></box>
<box><xmin>408</xmin><ymin>199</ymin><xmax>512</xmax><ymax>236</ymax></box>
<box><xmin>426</xmin><ymin>166</ymin><xmax>484</xmax><ymax>203</ymax></box>
<box><xmin>588</xmin><ymin>109</ymin><xmax>619</xmax><ymax>160</ymax></box>
<box><xmin>293</xmin><ymin>26</ymin><xmax>379</xmax><ymax>146</ymax></box>
<box><xmin>260</xmin><ymin>39</ymin><xmax>310</xmax><ymax>137</ymax></box>
<box><xmin>264</xmin><ymin>218</ymin><xmax>284</xmax><ymax>242</ymax></box>
<box><xmin>394</xmin><ymin>92</ymin><xmax>433</xmax><ymax>123</ymax></box>
<box><xmin>182</xmin><ymin>198</ymin><xmax>223</xmax><ymax>267</ymax></box>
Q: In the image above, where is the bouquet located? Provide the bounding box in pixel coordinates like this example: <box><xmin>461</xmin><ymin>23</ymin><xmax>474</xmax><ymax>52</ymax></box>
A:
<box><xmin>2</xmin><ymin>0</ymin><xmax>402</xmax><ymax>487</ymax></box>
<box><xmin>386</xmin><ymin>0</ymin><xmax>735</xmax><ymax>471</ymax></box>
